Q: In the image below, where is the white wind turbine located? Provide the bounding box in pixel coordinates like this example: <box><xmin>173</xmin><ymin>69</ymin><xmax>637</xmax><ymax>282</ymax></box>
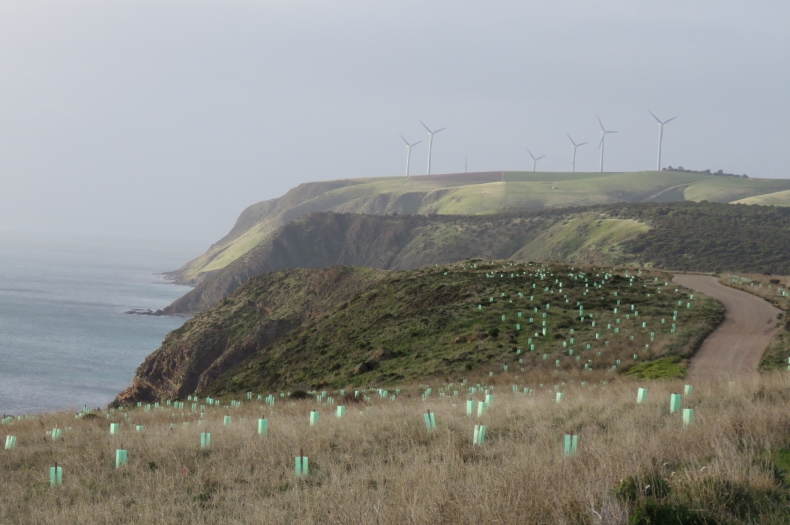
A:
<box><xmin>596</xmin><ymin>116</ymin><xmax>618</xmax><ymax>173</ymax></box>
<box><xmin>420</xmin><ymin>121</ymin><xmax>446</xmax><ymax>175</ymax></box>
<box><xmin>527</xmin><ymin>148</ymin><xmax>546</xmax><ymax>172</ymax></box>
<box><xmin>400</xmin><ymin>135</ymin><xmax>422</xmax><ymax>178</ymax></box>
<box><xmin>649</xmin><ymin>111</ymin><xmax>677</xmax><ymax>171</ymax></box>
<box><xmin>567</xmin><ymin>134</ymin><xmax>587</xmax><ymax>173</ymax></box>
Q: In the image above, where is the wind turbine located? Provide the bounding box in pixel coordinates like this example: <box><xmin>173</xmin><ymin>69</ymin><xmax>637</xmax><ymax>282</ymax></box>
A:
<box><xmin>649</xmin><ymin>111</ymin><xmax>677</xmax><ymax>171</ymax></box>
<box><xmin>567</xmin><ymin>134</ymin><xmax>587</xmax><ymax>173</ymax></box>
<box><xmin>399</xmin><ymin>135</ymin><xmax>422</xmax><ymax>178</ymax></box>
<box><xmin>596</xmin><ymin>116</ymin><xmax>618</xmax><ymax>173</ymax></box>
<box><xmin>420</xmin><ymin>121</ymin><xmax>446</xmax><ymax>175</ymax></box>
<box><xmin>526</xmin><ymin>148</ymin><xmax>546</xmax><ymax>172</ymax></box>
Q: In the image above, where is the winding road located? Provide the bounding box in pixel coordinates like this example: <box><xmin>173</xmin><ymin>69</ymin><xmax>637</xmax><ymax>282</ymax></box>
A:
<box><xmin>672</xmin><ymin>274</ymin><xmax>781</xmax><ymax>379</ymax></box>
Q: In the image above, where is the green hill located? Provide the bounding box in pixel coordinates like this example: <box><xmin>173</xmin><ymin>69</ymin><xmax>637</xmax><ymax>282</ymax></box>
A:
<box><xmin>733</xmin><ymin>189</ymin><xmax>790</xmax><ymax>207</ymax></box>
<box><xmin>117</xmin><ymin>262</ymin><xmax>722</xmax><ymax>403</ymax></box>
<box><xmin>163</xmin><ymin>202</ymin><xmax>790</xmax><ymax>315</ymax></box>
<box><xmin>171</xmin><ymin>171</ymin><xmax>790</xmax><ymax>285</ymax></box>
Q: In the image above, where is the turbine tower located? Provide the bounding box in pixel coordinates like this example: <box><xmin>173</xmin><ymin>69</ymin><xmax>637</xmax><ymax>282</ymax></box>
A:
<box><xmin>527</xmin><ymin>148</ymin><xmax>546</xmax><ymax>172</ymax></box>
<box><xmin>566</xmin><ymin>134</ymin><xmax>587</xmax><ymax>173</ymax></box>
<box><xmin>596</xmin><ymin>116</ymin><xmax>618</xmax><ymax>173</ymax></box>
<box><xmin>420</xmin><ymin>121</ymin><xmax>446</xmax><ymax>175</ymax></box>
<box><xmin>649</xmin><ymin>111</ymin><xmax>677</xmax><ymax>171</ymax></box>
<box><xmin>400</xmin><ymin>135</ymin><xmax>422</xmax><ymax>178</ymax></box>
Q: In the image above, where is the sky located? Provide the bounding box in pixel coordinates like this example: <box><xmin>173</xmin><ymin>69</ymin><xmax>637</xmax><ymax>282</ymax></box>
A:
<box><xmin>1</xmin><ymin>0</ymin><xmax>789</xmax><ymax>245</ymax></box>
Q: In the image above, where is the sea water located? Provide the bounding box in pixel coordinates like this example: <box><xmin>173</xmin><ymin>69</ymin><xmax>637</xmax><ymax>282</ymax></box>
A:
<box><xmin>0</xmin><ymin>232</ymin><xmax>199</xmax><ymax>414</ymax></box>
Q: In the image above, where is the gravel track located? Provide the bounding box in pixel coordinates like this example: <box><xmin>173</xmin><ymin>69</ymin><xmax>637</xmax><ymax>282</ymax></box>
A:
<box><xmin>672</xmin><ymin>274</ymin><xmax>780</xmax><ymax>379</ymax></box>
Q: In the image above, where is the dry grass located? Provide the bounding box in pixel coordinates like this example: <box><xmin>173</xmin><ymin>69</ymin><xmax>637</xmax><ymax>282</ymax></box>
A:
<box><xmin>3</xmin><ymin>375</ymin><xmax>790</xmax><ymax>524</ymax></box>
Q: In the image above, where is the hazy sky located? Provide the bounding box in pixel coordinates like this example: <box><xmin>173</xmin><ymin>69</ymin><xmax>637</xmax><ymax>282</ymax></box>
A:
<box><xmin>1</xmin><ymin>1</ymin><xmax>788</xmax><ymax>244</ymax></box>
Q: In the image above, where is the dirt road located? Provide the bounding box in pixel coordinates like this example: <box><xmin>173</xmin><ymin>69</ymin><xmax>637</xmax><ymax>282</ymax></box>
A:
<box><xmin>672</xmin><ymin>274</ymin><xmax>780</xmax><ymax>379</ymax></box>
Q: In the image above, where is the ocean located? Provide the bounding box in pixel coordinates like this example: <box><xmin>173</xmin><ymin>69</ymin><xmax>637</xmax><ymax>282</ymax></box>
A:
<box><xmin>0</xmin><ymin>232</ymin><xmax>200</xmax><ymax>415</ymax></box>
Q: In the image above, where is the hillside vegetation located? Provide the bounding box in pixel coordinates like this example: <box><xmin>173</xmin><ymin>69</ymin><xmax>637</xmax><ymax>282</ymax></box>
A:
<box><xmin>166</xmin><ymin>202</ymin><xmax>790</xmax><ymax>315</ymax></box>
<box><xmin>734</xmin><ymin>189</ymin><xmax>790</xmax><ymax>207</ymax></box>
<box><xmin>119</xmin><ymin>262</ymin><xmax>722</xmax><ymax>403</ymax></box>
<box><xmin>7</xmin><ymin>377</ymin><xmax>790</xmax><ymax>524</ymax></box>
<box><xmin>172</xmin><ymin>171</ymin><xmax>790</xmax><ymax>286</ymax></box>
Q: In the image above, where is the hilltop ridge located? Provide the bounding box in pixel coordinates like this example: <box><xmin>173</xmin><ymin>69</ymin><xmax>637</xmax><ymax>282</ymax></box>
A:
<box><xmin>164</xmin><ymin>202</ymin><xmax>790</xmax><ymax>315</ymax></box>
<box><xmin>170</xmin><ymin>171</ymin><xmax>790</xmax><ymax>286</ymax></box>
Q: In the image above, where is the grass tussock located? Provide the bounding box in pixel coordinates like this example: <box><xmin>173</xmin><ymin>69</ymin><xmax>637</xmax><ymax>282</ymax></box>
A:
<box><xmin>4</xmin><ymin>375</ymin><xmax>790</xmax><ymax>524</ymax></box>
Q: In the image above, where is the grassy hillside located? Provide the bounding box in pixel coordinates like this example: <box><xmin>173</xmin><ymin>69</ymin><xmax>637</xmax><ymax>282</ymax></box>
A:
<box><xmin>122</xmin><ymin>261</ymin><xmax>722</xmax><ymax>403</ymax></box>
<box><xmin>165</xmin><ymin>202</ymin><xmax>790</xmax><ymax>315</ymax></box>
<box><xmin>164</xmin><ymin>210</ymin><xmax>649</xmax><ymax>314</ymax></box>
<box><xmin>618</xmin><ymin>202</ymin><xmax>790</xmax><ymax>273</ymax></box>
<box><xmin>6</xmin><ymin>377</ymin><xmax>790</xmax><ymax>524</ymax></box>
<box><xmin>173</xmin><ymin>171</ymin><xmax>790</xmax><ymax>285</ymax></box>
<box><xmin>734</xmin><ymin>189</ymin><xmax>790</xmax><ymax>207</ymax></box>
<box><xmin>118</xmin><ymin>267</ymin><xmax>383</xmax><ymax>403</ymax></box>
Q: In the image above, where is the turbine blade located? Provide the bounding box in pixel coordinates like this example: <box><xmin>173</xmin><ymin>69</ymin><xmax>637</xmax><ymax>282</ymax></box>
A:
<box><xmin>598</xmin><ymin>136</ymin><xmax>604</xmax><ymax>149</ymax></box>
<box><xmin>527</xmin><ymin>148</ymin><xmax>536</xmax><ymax>160</ymax></box>
<box><xmin>420</xmin><ymin>120</ymin><xmax>432</xmax><ymax>133</ymax></box>
<box><xmin>566</xmin><ymin>133</ymin><xmax>576</xmax><ymax>146</ymax></box>
<box><xmin>400</xmin><ymin>134</ymin><xmax>410</xmax><ymax>146</ymax></box>
<box><xmin>537</xmin><ymin>155</ymin><xmax>546</xmax><ymax>161</ymax></box>
<box><xmin>597</xmin><ymin>115</ymin><xmax>605</xmax><ymax>131</ymax></box>
<box><xmin>664</xmin><ymin>116</ymin><xmax>677</xmax><ymax>124</ymax></box>
<box><xmin>434</xmin><ymin>127</ymin><xmax>446</xmax><ymax>134</ymax></box>
<box><xmin>608</xmin><ymin>131</ymin><xmax>619</xmax><ymax>134</ymax></box>
<box><xmin>578</xmin><ymin>142</ymin><xmax>587</xmax><ymax>147</ymax></box>
<box><xmin>411</xmin><ymin>140</ymin><xmax>423</xmax><ymax>147</ymax></box>
<box><xmin>648</xmin><ymin>111</ymin><xmax>661</xmax><ymax>123</ymax></box>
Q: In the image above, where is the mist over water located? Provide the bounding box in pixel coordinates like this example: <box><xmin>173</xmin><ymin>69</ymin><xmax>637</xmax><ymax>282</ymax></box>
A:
<box><xmin>0</xmin><ymin>233</ymin><xmax>198</xmax><ymax>415</ymax></box>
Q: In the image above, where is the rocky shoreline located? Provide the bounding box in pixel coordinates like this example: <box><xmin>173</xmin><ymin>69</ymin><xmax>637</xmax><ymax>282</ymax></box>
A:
<box><xmin>123</xmin><ymin>308</ymin><xmax>166</xmax><ymax>316</ymax></box>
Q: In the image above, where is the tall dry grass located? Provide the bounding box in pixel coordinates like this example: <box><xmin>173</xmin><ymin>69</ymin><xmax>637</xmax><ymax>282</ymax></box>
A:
<box><xmin>2</xmin><ymin>375</ymin><xmax>790</xmax><ymax>524</ymax></box>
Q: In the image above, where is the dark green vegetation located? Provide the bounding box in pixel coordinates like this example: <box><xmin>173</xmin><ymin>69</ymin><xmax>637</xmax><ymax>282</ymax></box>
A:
<box><xmin>622</xmin><ymin>354</ymin><xmax>688</xmax><ymax>380</ymax></box>
<box><xmin>171</xmin><ymin>170</ymin><xmax>790</xmax><ymax>286</ymax></box>
<box><xmin>615</xmin><ymin>467</ymin><xmax>790</xmax><ymax>525</ymax></box>
<box><xmin>618</xmin><ymin>202</ymin><xmax>790</xmax><ymax>274</ymax></box>
<box><xmin>118</xmin><ymin>267</ymin><xmax>382</xmax><ymax>402</ymax></box>
<box><xmin>165</xmin><ymin>201</ymin><xmax>790</xmax><ymax>315</ymax></box>
<box><xmin>118</xmin><ymin>262</ymin><xmax>723</xmax><ymax>403</ymax></box>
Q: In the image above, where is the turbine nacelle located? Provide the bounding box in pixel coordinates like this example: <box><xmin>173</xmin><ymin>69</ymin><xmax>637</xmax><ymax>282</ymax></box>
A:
<box><xmin>420</xmin><ymin>121</ymin><xmax>446</xmax><ymax>175</ymax></box>
<box><xmin>649</xmin><ymin>111</ymin><xmax>678</xmax><ymax>126</ymax></box>
<box><xmin>649</xmin><ymin>111</ymin><xmax>677</xmax><ymax>171</ymax></box>
<box><xmin>596</xmin><ymin>116</ymin><xmax>618</xmax><ymax>172</ymax></box>
<box><xmin>527</xmin><ymin>148</ymin><xmax>546</xmax><ymax>172</ymax></box>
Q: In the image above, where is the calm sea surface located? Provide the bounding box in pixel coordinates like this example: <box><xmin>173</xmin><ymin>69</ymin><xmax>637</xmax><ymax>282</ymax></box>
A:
<box><xmin>0</xmin><ymin>233</ymin><xmax>200</xmax><ymax>415</ymax></box>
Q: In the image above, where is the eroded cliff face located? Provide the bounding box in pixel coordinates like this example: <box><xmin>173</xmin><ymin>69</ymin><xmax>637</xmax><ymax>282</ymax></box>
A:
<box><xmin>162</xmin><ymin>211</ymin><xmax>566</xmax><ymax>314</ymax></box>
<box><xmin>114</xmin><ymin>266</ymin><xmax>384</xmax><ymax>405</ymax></box>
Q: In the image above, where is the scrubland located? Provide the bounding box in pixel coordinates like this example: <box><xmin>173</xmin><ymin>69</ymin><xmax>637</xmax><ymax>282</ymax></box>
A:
<box><xmin>4</xmin><ymin>375</ymin><xmax>790</xmax><ymax>524</ymax></box>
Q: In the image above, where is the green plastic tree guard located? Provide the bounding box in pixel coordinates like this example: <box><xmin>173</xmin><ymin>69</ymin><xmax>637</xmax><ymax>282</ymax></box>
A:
<box><xmin>563</xmin><ymin>434</ymin><xmax>578</xmax><ymax>457</ymax></box>
<box><xmin>684</xmin><ymin>384</ymin><xmax>693</xmax><ymax>396</ymax></box>
<box><xmin>258</xmin><ymin>418</ymin><xmax>268</xmax><ymax>435</ymax></box>
<box><xmin>336</xmin><ymin>406</ymin><xmax>346</xmax><ymax>418</ymax></box>
<box><xmin>109</xmin><ymin>423</ymin><xmax>119</xmax><ymax>436</ymax></box>
<box><xmin>4</xmin><ymin>436</ymin><xmax>16</xmax><ymax>449</ymax></box>
<box><xmin>637</xmin><ymin>388</ymin><xmax>648</xmax><ymax>403</ymax></box>
<box><xmin>115</xmin><ymin>449</ymin><xmax>127</xmax><ymax>469</ymax></box>
<box><xmin>682</xmin><ymin>408</ymin><xmax>695</xmax><ymax>427</ymax></box>
<box><xmin>555</xmin><ymin>392</ymin><xmax>564</xmax><ymax>403</ymax></box>
<box><xmin>466</xmin><ymin>400</ymin><xmax>476</xmax><ymax>415</ymax></box>
<box><xmin>223</xmin><ymin>416</ymin><xmax>232</xmax><ymax>426</ymax></box>
<box><xmin>295</xmin><ymin>456</ymin><xmax>309</xmax><ymax>476</ymax></box>
<box><xmin>670</xmin><ymin>393</ymin><xmax>682</xmax><ymax>413</ymax></box>
<box><xmin>310</xmin><ymin>411</ymin><xmax>319</xmax><ymax>426</ymax></box>
<box><xmin>49</xmin><ymin>465</ymin><xmax>63</xmax><ymax>487</ymax></box>
<box><xmin>473</xmin><ymin>424</ymin><xmax>486</xmax><ymax>446</ymax></box>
